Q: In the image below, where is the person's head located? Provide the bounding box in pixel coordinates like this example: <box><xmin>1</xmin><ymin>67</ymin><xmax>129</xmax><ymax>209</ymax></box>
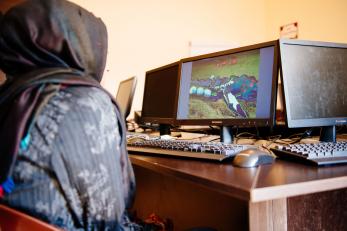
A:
<box><xmin>0</xmin><ymin>0</ymin><xmax>107</xmax><ymax>82</ymax></box>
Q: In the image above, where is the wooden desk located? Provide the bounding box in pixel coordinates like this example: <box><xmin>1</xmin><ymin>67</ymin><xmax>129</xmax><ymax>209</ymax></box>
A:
<box><xmin>129</xmin><ymin>154</ymin><xmax>347</xmax><ymax>231</ymax></box>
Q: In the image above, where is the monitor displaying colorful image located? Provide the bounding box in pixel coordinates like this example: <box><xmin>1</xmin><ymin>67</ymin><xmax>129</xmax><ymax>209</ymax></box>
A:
<box><xmin>177</xmin><ymin>41</ymin><xmax>279</xmax><ymax>127</ymax></box>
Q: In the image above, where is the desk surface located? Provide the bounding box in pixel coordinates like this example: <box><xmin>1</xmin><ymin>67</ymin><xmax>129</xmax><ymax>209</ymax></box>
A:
<box><xmin>129</xmin><ymin>154</ymin><xmax>347</xmax><ymax>202</ymax></box>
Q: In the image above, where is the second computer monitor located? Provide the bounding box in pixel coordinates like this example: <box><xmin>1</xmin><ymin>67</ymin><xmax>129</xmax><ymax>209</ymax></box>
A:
<box><xmin>176</xmin><ymin>41</ymin><xmax>279</xmax><ymax>133</ymax></box>
<box><xmin>116</xmin><ymin>76</ymin><xmax>137</xmax><ymax>119</ymax></box>
<box><xmin>279</xmin><ymin>39</ymin><xmax>347</xmax><ymax>142</ymax></box>
<box><xmin>141</xmin><ymin>62</ymin><xmax>180</xmax><ymax>133</ymax></box>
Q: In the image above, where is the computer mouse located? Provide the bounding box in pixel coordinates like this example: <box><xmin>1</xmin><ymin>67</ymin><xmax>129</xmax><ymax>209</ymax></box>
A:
<box><xmin>233</xmin><ymin>148</ymin><xmax>275</xmax><ymax>168</ymax></box>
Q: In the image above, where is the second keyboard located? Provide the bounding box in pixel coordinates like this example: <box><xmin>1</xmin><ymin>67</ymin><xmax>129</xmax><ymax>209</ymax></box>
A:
<box><xmin>271</xmin><ymin>141</ymin><xmax>347</xmax><ymax>165</ymax></box>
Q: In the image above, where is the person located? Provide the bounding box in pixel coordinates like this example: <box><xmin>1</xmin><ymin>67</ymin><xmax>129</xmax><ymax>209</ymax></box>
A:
<box><xmin>0</xmin><ymin>0</ymin><xmax>136</xmax><ymax>230</ymax></box>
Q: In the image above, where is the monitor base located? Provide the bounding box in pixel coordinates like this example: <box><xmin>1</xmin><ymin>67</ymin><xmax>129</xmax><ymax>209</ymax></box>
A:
<box><xmin>320</xmin><ymin>125</ymin><xmax>336</xmax><ymax>142</ymax></box>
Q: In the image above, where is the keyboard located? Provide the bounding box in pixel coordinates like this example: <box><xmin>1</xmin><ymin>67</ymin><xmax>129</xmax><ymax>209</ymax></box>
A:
<box><xmin>271</xmin><ymin>141</ymin><xmax>347</xmax><ymax>165</ymax></box>
<box><xmin>127</xmin><ymin>138</ymin><xmax>254</xmax><ymax>161</ymax></box>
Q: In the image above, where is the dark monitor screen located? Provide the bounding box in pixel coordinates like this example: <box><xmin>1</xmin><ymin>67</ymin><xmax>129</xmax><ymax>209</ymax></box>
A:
<box><xmin>279</xmin><ymin>39</ymin><xmax>347</xmax><ymax>129</ymax></box>
<box><xmin>141</xmin><ymin>62</ymin><xmax>180</xmax><ymax>124</ymax></box>
<box><xmin>116</xmin><ymin>76</ymin><xmax>137</xmax><ymax>119</ymax></box>
<box><xmin>176</xmin><ymin>41</ymin><xmax>279</xmax><ymax>128</ymax></box>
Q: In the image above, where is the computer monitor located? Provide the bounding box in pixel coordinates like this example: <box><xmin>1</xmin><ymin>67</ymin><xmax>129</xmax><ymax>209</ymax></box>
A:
<box><xmin>279</xmin><ymin>39</ymin><xmax>347</xmax><ymax>142</ymax></box>
<box><xmin>141</xmin><ymin>62</ymin><xmax>180</xmax><ymax>135</ymax></box>
<box><xmin>116</xmin><ymin>76</ymin><xmax>137</xmax><ymax>119</ymax></box>
<box><xmin>176</xmin><ymin>41</ymin><xmax>279</xmax><ymax>143</ymax></box>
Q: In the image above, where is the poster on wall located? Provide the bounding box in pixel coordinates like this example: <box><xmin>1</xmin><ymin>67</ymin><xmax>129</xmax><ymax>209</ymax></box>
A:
<box><xmin>280</xmin><ymin>22</ymin><xmax>298</xmax><ymax>39</ymax></box>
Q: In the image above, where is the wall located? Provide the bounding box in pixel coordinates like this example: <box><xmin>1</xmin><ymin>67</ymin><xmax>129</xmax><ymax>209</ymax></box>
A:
<box><xmin>265</xmin><ymin>0</ymin><xmax>347</xmax><ymax>42</ymax></box>
<box><xmin>71</xmin><ymin>0</ymin><xmax>268</xmax><ymax>114</ymax></box>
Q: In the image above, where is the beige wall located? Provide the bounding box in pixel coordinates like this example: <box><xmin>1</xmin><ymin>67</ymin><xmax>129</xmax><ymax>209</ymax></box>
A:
<box><xmin>70</xmin><ymin>0</ymin><xmax>347</xmax><ymax>116</ymax></box>
<box><xmin>71</xmin><ymin>0</ymin><xmax>268</xmax><ymax>113</ymax></box>
<box><xmin>265</xmin><ymin>0</ymin><xmax>347</xmax><ymax>42</ymax></box>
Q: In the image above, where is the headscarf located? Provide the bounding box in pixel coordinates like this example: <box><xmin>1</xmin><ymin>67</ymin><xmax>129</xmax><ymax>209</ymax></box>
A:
<box><xmin>0</xmin><ymin>0</ymin><xmax>123</xmax><ymax>188</ymax></box>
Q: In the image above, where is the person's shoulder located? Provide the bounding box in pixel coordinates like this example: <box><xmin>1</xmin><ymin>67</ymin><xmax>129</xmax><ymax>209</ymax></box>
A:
<box><xmin>65</xmin><ymin>86</ymin><xmax>110</xmax><ymax>101</ymax></box>
<box><xmin>65</xmin><ymin>86</ymin><xmax>112</xmax><ymax>106</ymax></box>
<box><xmin>63</xmin><ymin>86</ymin><xmax>115</xmax><ymax>114</ymax></box>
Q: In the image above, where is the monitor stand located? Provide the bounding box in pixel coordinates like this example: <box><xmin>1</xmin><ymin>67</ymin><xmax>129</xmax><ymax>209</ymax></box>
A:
<box><xmin>220</xmin><ymin>126</ymin><xmax>233</xmax><ymax>144</ymax></box>
<box><xmin>319</xmin><ymin>125</ymin><xmax>336</xmax><ymax>142</ymax></box>
<box><xmin>159</xmin><ymin>124</ymin><xmax>171</xmax><ymax>136</ymax></box>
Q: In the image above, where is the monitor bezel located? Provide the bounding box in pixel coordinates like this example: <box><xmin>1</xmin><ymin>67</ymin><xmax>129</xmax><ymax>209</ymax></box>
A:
<box><xmin>279</xmin><ymin>38</ymin><xmax>347</xmax><ymax>128</ymax></box>
<box><xmin>174</xmin><ymin>40</ymin><xmax>280</xmax><ymax>128</ymax></box>
<box><xmin>140</xmin><ymin>61</ymin><xmax>180</xmax><ymax>125</ymax></box>
<box><xmin>116</xmin><ymin>76</ymin><xmax>137</xmax><ymax>119</ymax></box>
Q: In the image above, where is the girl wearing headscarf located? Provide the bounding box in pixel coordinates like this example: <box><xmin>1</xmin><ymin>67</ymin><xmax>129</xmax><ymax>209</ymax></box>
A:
<box><xmin>0</xmin><ymin>0</ymin><xmax>136</xmax><ymax>230</ymax></box>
